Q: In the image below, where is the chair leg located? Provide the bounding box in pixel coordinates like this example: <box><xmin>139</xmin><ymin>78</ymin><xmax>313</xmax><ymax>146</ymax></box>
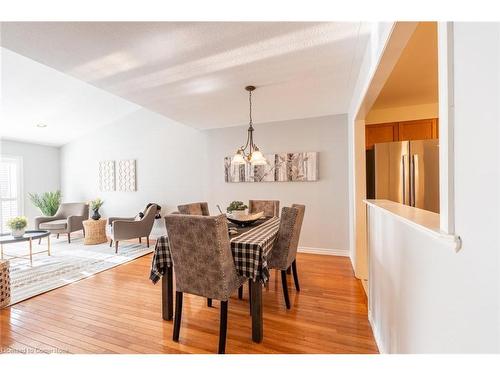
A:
<box><xmin>286</xmin><ymin>266</ymin><xmax>291</xmax><ymax>275</ymax></box>
<box><xmin>57</xmin><ymin>233</ymin><xmax>59</xmax><ymax>239</ymax></box>
<box><xmin>218</xmin><ymin>300</ymin><xmax>228</xmax><ymax>354</ymax></box>
<box><xmin>67</xmin><ymin>233</ymin><xmax>71</xmax><ymax>244</ymax></box>
<box><xmin>281</xmin><ymin>270</ymin><xmax>291</xmax><ymax>309</ymax></box>
<box><xmin>238</xmin><ymin>286</ymin><xmax>243</xmax><ymax>300</ymax></box>
<box><xmin>207</xmin><ymin>298</ymin><xmax>212</xmax><ymax>307</ymax></box>
<box><xmin>139</xmin><ymin>237</ymin><xmax>142</xmax><ymax>243</ymax></box>
<box><xmin>292</xmin><ymin>260</ymin><xmax>300</xmax><ymax>291</ymax></box>
<box><xmin>147</xmin><ymin>237</ymin><xmax>150</xmax><ymax>247</ymax></box>
<box><xmin>173</xmin><ymin>291</ymin><xmax>183</xmax><ymax>342</ymax></box>
<box><xmin>115</xmin><ymin>241</ymin><xmax>119</xmax><ymax>254</ymax></box>
<box><xmin>109</xmin><ymin>239</ymin><xmax>113</xmax><ymax>247</ymax></box>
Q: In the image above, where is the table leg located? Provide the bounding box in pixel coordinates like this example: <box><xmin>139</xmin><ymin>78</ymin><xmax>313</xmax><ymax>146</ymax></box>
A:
<box><xmin>250</xmin><ymin>279</ymin><xmax>263</xmax><ymax>343</ymax></box>
<box><xmin>29</xmin><ymin>238</ymin><xmax>33</xmax><ymax>266</ymax></box>
<box><xmin>161</xmin><ymin>267</ymin><xmax>173</xmax><ymax>321</ymax></box>
<box><xmin>47</xmin><ymin>235</ymin><xmax>51</xmax><ymax>256</ymax></box>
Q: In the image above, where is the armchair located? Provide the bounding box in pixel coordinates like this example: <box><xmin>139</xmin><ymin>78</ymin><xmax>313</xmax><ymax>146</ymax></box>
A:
<box><xmin>35</xmin><ymin>202</ymin><xmax>89</xmax><ymax>243</ymax></box>
<box><xmin>111</xmin><ymin>204</ymin><xmax>158</xmax><ymax>253</ymax></box>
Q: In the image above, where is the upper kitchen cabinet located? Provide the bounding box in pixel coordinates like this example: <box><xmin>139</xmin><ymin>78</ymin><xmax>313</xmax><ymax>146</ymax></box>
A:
<box><xmin>365</xmin><ymin>118</ymin><xmax>438</xmax><ymax>150</ymax></box>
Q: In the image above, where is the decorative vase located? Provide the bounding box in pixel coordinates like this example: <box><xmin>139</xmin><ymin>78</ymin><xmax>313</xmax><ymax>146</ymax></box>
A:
<box><xmin>12</xmin><ymin>228</ymin><xmax>26</xmax><ymax>238</ymax></box>
<box><xmin>91</xmin><ymin>209</ymin><xmax>101</xmax><ymax>220</ymax></box>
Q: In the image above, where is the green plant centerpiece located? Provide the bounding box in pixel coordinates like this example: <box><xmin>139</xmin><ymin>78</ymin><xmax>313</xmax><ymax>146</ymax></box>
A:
<box><xmin>7</xmin><ymin>216</ymin><xmax>28</xmax><ymax>238</ymax></box>
<box><xmin>226</xmin><ymin>201</ymin><xmax>248</xmax><ymax>214</ymax></box>
<box><xmin>90</xmin><ymin>198</ymin><xmax>104</xmax><ymax>220</ymax></box>
<box><xmin>28</xmin><ymin>190</ymin><xmax>61</xmax><ymax>216</ymax></box>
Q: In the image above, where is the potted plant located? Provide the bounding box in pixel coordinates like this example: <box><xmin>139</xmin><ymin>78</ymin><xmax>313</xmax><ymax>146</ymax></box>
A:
<box><xmin>90</xmin><ymin>198</ymin><xmax>104</xmax><ymax>220</ymax></box>
<box><xmin>227</xmin><ymin>201</ymin><xmax>248</xmax><ymax>217</ymax></box>
<box><xmin>7</xmin><ymin>216</ymin><xmax>28</xmax><ymax>238</ymax></box>
<box><xmin>28</xmin><ymin>190</ymin><xmax>61</xmax><ymax>216</ymax></box>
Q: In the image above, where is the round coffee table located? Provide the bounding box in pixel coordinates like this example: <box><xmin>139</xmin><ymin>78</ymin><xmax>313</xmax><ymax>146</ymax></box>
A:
<box><xmin>0</xmin><ymin>230</ymin><xmax>51</xmax><ymax>266</ymax></box>
<box><xmin>83</xmin><ymin>219</ymin><xmax>108</xmax><ymax>245</ymax></box>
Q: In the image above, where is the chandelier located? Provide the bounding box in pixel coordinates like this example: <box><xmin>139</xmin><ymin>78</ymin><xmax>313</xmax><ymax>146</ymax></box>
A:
<box><xmin>231</xmin><ymin>85</ymin><xmax>267</xmax><ymax>165</ymax></box>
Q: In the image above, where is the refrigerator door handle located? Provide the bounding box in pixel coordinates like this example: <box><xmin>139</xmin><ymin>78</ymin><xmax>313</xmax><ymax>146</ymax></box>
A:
<box><xmin>401</xmin><ymin>155</ymin><xmax>406</xmax><ymax>205</ymax></box>
<box><xmin>410</xmin><ymin>155</ymin><xmax>416</xmax><ymax>207</ymax></box>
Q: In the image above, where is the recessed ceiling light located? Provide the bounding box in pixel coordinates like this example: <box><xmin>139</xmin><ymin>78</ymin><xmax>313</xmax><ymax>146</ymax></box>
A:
<box><xmin>36</xmin><ymin>124</ymin><xmax>47</xmax><ymax>128</ymax></box>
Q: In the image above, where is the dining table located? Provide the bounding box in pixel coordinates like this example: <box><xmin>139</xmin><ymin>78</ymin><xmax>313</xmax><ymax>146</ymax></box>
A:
<box><xmin>149</xmin><ymin>216</ymin><xmax>281</xmax><ymax>343</ymax></box>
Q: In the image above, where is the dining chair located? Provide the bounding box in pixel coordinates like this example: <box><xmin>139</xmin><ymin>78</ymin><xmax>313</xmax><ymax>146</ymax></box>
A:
<box><xmin>177</xmin><ymin>202</ymin><xmax>210</xmax><ymax>216</ymax></box>
<box><xmin>248</xmin><ymin>200</ymin><xmax>280</xmax><ymax>217</ymax></box>
<box><xmin>267</xmin><ymin>204</ymin><xmax>305</xmax><ymax>309</ymax></box>
<box><xmin>164</xmin><ymin>214</ymin><xmax>246</xmax><ymax>354</ymax></box>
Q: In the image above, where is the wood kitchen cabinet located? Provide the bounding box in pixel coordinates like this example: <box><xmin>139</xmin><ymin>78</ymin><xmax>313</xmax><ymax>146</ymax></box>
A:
<box><xmin>365</xmin><ymin>118</ymin><xmax>438</xmax><ymax>150</ymax></box>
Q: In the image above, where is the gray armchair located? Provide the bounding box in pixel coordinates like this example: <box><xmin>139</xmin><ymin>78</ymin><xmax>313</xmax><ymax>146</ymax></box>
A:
<box><xmin>164</xmin><ymin>213</ymin><xmax>246</xmax><ymax>353</ymax></box>
<box><xmin>268</xmin><ymin>204</ymin><xmax>305</xmax><ymax>309</ymax></box>
<box><xmin>35</xmin><ymin>202</ymin><xmax>89</xmax><ymax>243</ymax></box>
<box><xmin>248</xmin><ymin>200</ymin><xmax>280</xmax><ymax>217</ymax></box>
<box><xmin>111</xmin><ymin>204</ymin><xmax>158</xmax><ymax>253</ymax></box>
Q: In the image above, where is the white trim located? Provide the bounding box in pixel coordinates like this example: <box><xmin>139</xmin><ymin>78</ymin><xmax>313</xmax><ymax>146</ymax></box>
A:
<box><xmin>368</xmin><ymin>309</ymin><xmax>385</xmax><ymax>354</ymax></box>
<box><xmin>298</xmin><ymin>247</ymin><xmax>349</xmax><ymax>257</ymax></box>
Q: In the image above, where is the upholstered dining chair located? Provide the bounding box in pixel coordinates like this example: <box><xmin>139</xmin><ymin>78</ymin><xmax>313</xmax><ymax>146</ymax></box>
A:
<box><xmin>164</xmin><ymin>214</ymin><xmax>246</xmax><ymax>354</ymax></box>
<box><xmin>177</xmin><ymin>202</ymin><xmax>210</xmax><ymax>216</ymax></box>
<box><xmin>111</xmin><ymin>204</ymin><xmax>158</xmax><ymax>253</ymax></box>
<box><xmin>268</xmin><ymin>204</ymin><xmax>305</xmax><ymax>309</ymax></box>
<box><xmin>248</xmin><ymin>200</ymin><xmax>280</xmax><ymax>217</ymax></box>
<box><xmin>35</xmin><ymin>202</ymin><xmax>89</xmax><ymax>243</ymax></box>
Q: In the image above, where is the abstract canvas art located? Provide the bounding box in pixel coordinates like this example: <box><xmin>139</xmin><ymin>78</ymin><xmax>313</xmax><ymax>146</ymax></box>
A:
<box><xmin>224</xmin><ymin>152</ymin><xmax>318</xmax><ymax>183</ymax></box>
<box><xmin>98</xmin><ymin>160</ymin><xmax>115</xmax><ymax>191</ymax></box>
<box><xmin>117</xmin><ymin>159</ymin><xmax>137</xmax><ymax>191</ymax></box>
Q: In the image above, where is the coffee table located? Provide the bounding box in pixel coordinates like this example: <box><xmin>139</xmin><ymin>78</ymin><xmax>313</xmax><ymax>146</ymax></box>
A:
<box><xmin>0</xmin><ymin>230</ymin><xmax>51</xmax><ymax>266</ymax></box>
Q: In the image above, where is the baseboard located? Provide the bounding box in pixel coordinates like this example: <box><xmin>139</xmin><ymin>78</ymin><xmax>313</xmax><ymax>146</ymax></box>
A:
<box><xmin>368</xmin><ymin>310</ymin><xmax>385</xmax><ymax>354</ymax></box>
<box><xmin>298</xmin><ymin>247</ymin><xmax>349</xmax><ymax>257</ymax></box>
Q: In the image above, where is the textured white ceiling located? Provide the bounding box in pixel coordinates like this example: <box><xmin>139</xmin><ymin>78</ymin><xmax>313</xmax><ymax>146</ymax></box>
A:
<box><xmin>0</xmin><ymin>48</ymin><xmax>140</xmax><ymax>146</ymax></box>
<box><xmin>1</xmin><ymin>22</ymin><xmax>368</xmax><ymax>130</ymax></box>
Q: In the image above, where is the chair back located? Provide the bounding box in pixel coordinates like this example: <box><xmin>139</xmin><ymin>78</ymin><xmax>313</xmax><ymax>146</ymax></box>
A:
<box><xmin>268</xmin><ymin>204</ymin><xmax>305</xmax><ymax>270</ymax></box>
<box><xmin>164</xmin><ymin>214</ymin><xmax>241</xmax><ymax>300</ymax></box>
<box><xmin>56</xmin><ymin>202</ymin><xmax>89</xmax><ymax>219</ymax></box>
<box><xmin>177</xmin><ymin>202</ymin><xmax>210</xmax><ymax>216</ymax></box>
<box><xmin>248</xmin><ymin>200</ymin><xmax>280</xmax><ymax>217</ymax></box>
<box><xmin>140</xmin><ymin>204</ymin><xmax>158</xmax><ymax>233</ymax></box>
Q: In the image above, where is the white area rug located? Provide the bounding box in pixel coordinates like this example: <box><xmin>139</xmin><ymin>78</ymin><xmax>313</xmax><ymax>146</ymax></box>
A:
<box><xmin>3</xmin><ymin>236</ymin><xmax>153</xmax><ymax>306</ymax></box>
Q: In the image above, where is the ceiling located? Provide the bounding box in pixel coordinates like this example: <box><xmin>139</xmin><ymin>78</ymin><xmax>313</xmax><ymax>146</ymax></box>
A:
<box><xmin>371</xmin><ymin>22</ymin><xmax>438</xmax><ymax>110</ymax></box>
<box><xmin>1</xmin><ymin>48</ymin><xmax>140</xmax><ymax>146</ymax></box>
<box><xmin>1</xmin><ymin>22</ymin><xmax>369</xmax><ymax>130</ymax></box>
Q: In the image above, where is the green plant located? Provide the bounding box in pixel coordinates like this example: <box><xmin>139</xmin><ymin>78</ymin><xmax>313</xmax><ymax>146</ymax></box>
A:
<box><xmin>7</xmin><ymin>216</ymin><xmax>28</xmax><ymax>230</ymax></box>
<box><xmin>227</xmin><ymin>201</ymin><xmax>248</xmax><ymax>213</ymax></box>
<box><xmin>28</xmin><ymin>190</ymin><xmax>61</xmax><ymax>216</ymax></box>
<box><xmin>90</xmin><ymin>198</ymin><xmax>104</xmax><ymax>211</ymax></box>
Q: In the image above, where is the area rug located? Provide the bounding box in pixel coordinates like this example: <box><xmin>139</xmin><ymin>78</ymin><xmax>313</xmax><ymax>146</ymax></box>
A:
<box><xmin>3</xmin><ymin>236</ymin><xmax>153</xmax><ymax>306</ymax></box>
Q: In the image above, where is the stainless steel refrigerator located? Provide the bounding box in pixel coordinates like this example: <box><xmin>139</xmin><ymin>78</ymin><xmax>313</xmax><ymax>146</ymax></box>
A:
<box><xmin>371</xmin><ymin>139</ymin><xmax>440</xmax><ymax>213</ymax></box>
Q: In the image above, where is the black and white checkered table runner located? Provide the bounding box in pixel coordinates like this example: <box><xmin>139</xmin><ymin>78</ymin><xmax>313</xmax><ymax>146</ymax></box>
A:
<box><xmin>150</xmin><ymin>217</ymin><xmax>280</xmax><ymax>284</ymax></box>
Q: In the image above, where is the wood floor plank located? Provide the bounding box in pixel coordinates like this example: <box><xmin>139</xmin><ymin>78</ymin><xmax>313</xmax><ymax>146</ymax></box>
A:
<box><xmin>0</xmin><ymin>252</ymin><xmax>378</xmax><ymax>354</ymax></box>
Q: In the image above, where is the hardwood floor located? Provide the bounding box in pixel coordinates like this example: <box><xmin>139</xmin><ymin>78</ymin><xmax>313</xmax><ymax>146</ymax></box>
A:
<box><xmin>0</xmin><ymin>252</ymin><xmax>378</xmax><ymax>354</ymax></box>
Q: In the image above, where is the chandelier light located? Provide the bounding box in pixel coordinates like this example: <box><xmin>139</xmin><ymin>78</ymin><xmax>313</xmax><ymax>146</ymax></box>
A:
<box><xmin>231</xmin><ymin>86</ymin><xmax>267</xmax><ymax>166</ymax></box>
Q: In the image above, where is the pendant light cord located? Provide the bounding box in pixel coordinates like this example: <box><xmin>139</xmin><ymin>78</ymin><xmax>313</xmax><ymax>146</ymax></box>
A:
<box><xmin>249</xmin><ymin>90</ymin><xmax>253</xmax><ymax>127</ymax></box>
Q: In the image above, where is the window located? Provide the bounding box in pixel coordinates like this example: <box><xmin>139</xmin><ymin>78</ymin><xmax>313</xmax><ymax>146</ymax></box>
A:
<box><xmin>0</xmin><ymin>155</ymin><xmax>23</xmax><ymax>233</ymax></box>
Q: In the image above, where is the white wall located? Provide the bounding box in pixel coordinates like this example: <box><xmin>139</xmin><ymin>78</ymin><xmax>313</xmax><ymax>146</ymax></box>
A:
<box><xmin>367</xmin><ymin>22</ymin><xmax>500</xmax><ymax>353</ymax></box>
<box><xmin>365</xmin><ymin>102</ymin><xmax>438</xmax><ymax>124</ymax></box>
<box><xmin>60</xmin><ymin>108</ymin><xmax>207</xmax><ymax>219</ymax></box>
<box><xmin>0</xmin><ymin>139</ymin><xmax>60</xmax><ymax>227</ymax></box>
<box><xmin>204</xmin><ymin>114</ymin><xmax>349</xmax><ymax>253</ymax></box>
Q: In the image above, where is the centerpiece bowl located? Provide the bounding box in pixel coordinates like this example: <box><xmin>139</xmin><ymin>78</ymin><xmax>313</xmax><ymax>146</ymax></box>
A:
<box><xmin>226</xmin><ymin>211</ymin><xmax>264</xmax><ymax>227</ymax></box>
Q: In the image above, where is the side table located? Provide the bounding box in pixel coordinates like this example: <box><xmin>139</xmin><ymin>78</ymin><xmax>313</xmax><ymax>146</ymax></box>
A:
<box><xmin>83</xmin><ymin>219</ymin><xmax>108</xmax><ymax>245</ymax></box>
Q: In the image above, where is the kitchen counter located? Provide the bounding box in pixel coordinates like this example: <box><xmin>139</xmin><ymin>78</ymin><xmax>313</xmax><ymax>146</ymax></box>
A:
<box><xmin>363</xmin><ymin>199</ymin><xmax>461</xmax><ymax>251</ymax></box>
